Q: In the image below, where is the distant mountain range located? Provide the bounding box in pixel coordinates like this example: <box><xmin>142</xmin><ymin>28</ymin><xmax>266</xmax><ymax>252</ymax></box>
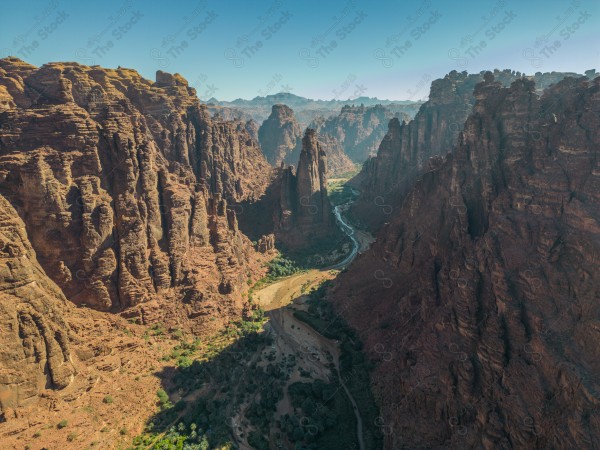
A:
<box><xmin>206</xmin><ymin>92</ymin><xmax>422</xmax><ymax>126</ymax></box>
<box><xmin>209</xmin><ymin>92</ymin><xmax>418</xmax><ymax>108</ymax></box>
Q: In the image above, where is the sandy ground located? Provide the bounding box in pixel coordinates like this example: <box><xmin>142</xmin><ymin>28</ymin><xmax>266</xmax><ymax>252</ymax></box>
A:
<box><xmin>1</xmin><ymin>309</ymin><xmax>181</xmax><ymax>450</ymax></box>
<box><xmin>254</xmin><ymin>270</ymin><xmax>336</xmax><ymax>311</ymax></box>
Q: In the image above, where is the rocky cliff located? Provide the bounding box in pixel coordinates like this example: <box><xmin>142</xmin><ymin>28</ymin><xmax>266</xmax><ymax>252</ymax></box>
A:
<box><xmin>274</xmin><ymin>128</ymin><xmax>337</xmax><ymax>248</ymax></box>
<box><xmin>351</xmin><ymin>71</ymin><xmax>492</xmax><ymax>230</ymax></box>
<box><xmin>331</xmin><ymin>74</ymin><xmax>600</xmax><ymax>449</ymax></box>
<box><xmin>0</xmin><ymin>58</ymin><xmax>271</xmax><ymax>330</ymax></box>
<box><xmin>212</xmin><ymin>92</ymin><xmax>422</xmax><ymax>128</ymax></box>
<box><xmin>258</xmin><ymin>104</ymin><xmax>356</xmax><ymax>177</ymax></box>
<box><xmin>311</xmin><ymin>104</ymin><xmax>411</xmax><ymax>164</ymax></box>
<box><xmin>351</xmin><ymin>69</ymin><xmax>587</xmax><ymax>231</ymax></box>
<box><xmin>0</xmin><ymin>193</ymin><xmax>75</xmax><ymax>412</ymax></box>
<box><xmin>308</xmin><ymin>131</ymin><xmax>356</xmax><ymax>177</ymax></box>
<box><xmin>236</xmin><ymin>128</ymin><xmax>341</xmax><ymax>256</ymax></box>
<box><xmin>258</xmin><ymin>104</ymin><xmax>303</xmax><ymax>166</ymax></box>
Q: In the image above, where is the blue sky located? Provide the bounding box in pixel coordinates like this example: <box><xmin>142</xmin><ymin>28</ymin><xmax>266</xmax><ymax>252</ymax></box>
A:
<box><xmin>1</xmin><ymin>0</ymin><xmax>599</xmax><ymax>100</ymax></box>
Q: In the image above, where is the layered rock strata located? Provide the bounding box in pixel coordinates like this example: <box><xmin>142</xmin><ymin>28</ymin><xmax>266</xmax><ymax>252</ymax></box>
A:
<box><xmin>0</xmin><ymin>193</ymin><xmax>75</xmax><ymax>411</ymax></box>
<box><xmin>0</xmin><ymin>57</ymin><xmax>271</xmax><ymax>322</ymax></box>
<box><xmin>332</xmin><ymin>74</ymin><xmax>600</xmax><ymax>449</ymax></box>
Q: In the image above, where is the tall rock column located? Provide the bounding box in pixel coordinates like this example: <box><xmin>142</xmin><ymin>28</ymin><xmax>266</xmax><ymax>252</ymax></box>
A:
<box><xmin>258</xmin><ymin>104</ymin><xmax>303</xmax><ymax>165</ymax></box>
<box><xmin>295</xmin><ymin>128</ymin><xmax>330</xmax><ymax>229</ymax></box>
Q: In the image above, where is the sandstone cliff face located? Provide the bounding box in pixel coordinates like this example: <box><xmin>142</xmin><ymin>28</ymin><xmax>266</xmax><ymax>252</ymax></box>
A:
<box><xmin>331</xmin><ymin>75</ymin><xmax>600</xmax><ymax>449</ymax></box>
<box><xmin>0</xmin><ymin>193</ymin><xmax>75</xmax><ymax>412</ymax></box>
<box><xmin>258</xmin><ymin>104</ymin><xmax>303</xmax><ymax>166</ymax></box>
<box><xmin>311</xmin><ymin>104</ymin><xmax>411</xmax><ymax>164</ymax></box>
<box><xmin>293</xmin><ymin>129</ymin><xmax>331</xmax><ymax>229</ymax></box>
<box><xmin>0</xmin><ymin>58</ymin><xmax>271</xmax><ymax>327</ymax></box>
<box><xmin>258</xmin><ymin>104</ymin><xmax>356</xmax><ymax>177</ymax></box>
<box><xmin>351</xmin><ymin>71</ymin><xmax>486</xmax><ymax>230</ymax></box>
<box><xmin>275</xmin><ymin>129</ymin><xmax>336</xmax><ymax>247</ymax></box>
<box><xmin>351</xmin><ymin>70</ymin><xmax>587</xmax><ymax>231</ymax></box>
<box><xmin>308</xmin><ymin>131</ymin><xmax>356</xmax><ymax>177</ymax></box>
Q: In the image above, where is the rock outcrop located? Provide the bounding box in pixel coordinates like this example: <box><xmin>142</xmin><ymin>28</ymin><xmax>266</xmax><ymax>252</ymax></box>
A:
<box><xmin>0</xmin><ymin>193</ymin><xmax>75</xmax><ymax>411</ymax></box>
<box><xmin>351</xmin><ymin>71</ymin><xmax>491</xmax><ymax>230</ymax></box>
<box><xmin>274</xmin><ymin>129</ymin><xmax>336</xmax><ymax>247</ymax></box>
<box><xmin>351</xmin><ymin>69</ymin><xmax>588</xmax><ymax>231</ymax></box>
<box><xmin>311</xmin><ymin>104</ymin><xmax>411</xmax><ymax>164</ymax></box>
<box><xmin>258</xmin><ymin>104</ymin><xmax>303</xmax><ymax>166</ymax></box>
<box><xmin>0</xmin><ymin>58</ymin><xmax>271</xmax><ymax>329</ymax></box>
<box><xmin>309</xmin><ymin>132</ymin><xmax>355</xmax><ymax>177</ymax></box>
<box><xmin>331</xmin><ymin>74</ymin><xmax>600</xmax><ymax>449</ymax></box>
<box><xmin>258</xmin><ymin>104</ymin><xmax>356</xmax><ymax>176</ymax></box>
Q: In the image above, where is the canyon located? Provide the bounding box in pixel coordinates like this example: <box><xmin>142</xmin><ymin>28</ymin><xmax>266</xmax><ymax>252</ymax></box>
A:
<box><xmin>0</xmin><ymin>57</ymin><xmax>347</xmax><ymax>418</ymax></box>
<box><xmin>0</xmin><ymin>55</ymin><xmax>598</xmax><ymax>450</ymax></box>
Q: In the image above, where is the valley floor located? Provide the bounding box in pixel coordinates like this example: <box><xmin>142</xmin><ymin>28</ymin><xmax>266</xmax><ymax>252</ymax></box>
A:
<box><xmin>3</xmin><ymin>181</ymin><xmax>376</xmax><ymax>450</ymax></box>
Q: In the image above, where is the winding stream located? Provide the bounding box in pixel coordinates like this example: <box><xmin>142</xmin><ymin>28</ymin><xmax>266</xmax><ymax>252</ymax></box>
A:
<box><xmin>255</xmin><ymin>190</ymin><xmax>370</xmax><ymax>450</ymax></box>
<box><xmin>330</xmin><ymin>202</ymin><xmax>360</xmax><ymax>269</ymax></box>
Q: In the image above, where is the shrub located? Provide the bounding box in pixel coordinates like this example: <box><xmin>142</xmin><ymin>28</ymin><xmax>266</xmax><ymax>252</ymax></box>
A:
<box><xmin>156</xmin><ymin>389</ymin><xmax>172</xmax><ymax>410</ymax></box>
<box><xmin>67</xmin><ymin>432</ymin><xmax>77</xmax><ymax>442</ymax></box>
<box><xmin>266</xmin><ymin>256</ymin><xmax>301</xmax><ymax>279</ymax></box>
<box><xmin>57</xmin><ymin>419</ymin><xmax>68</xmax><ymax>429</ymax></box>
<box><xmin>103</xmin><ymin>395</ymin><xmax>114</xmax><ymax>404</ymax></box>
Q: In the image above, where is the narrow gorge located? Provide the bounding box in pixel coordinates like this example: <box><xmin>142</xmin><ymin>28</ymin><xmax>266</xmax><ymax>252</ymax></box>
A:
<box><xmin>0</xmin><ymin>9</ymin><xmax>598</xmax><ymax>448</ymax></box>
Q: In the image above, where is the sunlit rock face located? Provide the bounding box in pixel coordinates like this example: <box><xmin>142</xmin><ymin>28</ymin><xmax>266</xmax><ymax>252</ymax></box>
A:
<box><xmin>0</xmin><ymin>193</ymin><xmax>75</xmax><ymax>412</ymax></box>
<box><xmin>0</xmin><ymin>57</ymin><xmax>272</xmax><ymax>333</ymax></box>
<box><xmin>351</xmin><ymin>69</ymin><xmax>586</xmax><ymax>231</ymax></box>
<box><xmin>258</xmin><ymin>104</ymin><xmax>303</xmax><ymax>166</ymax></box>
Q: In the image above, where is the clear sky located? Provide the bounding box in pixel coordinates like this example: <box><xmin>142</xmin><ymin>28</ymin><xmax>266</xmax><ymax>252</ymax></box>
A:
<box><xmin>1</xmin><ymin>0</ymin><xmax>599</xmax><ymax>101</ymax></box>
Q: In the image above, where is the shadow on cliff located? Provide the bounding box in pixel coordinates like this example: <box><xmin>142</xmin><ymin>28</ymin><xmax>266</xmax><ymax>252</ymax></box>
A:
<box><xmin>139</xmin><ymin>327</ymin><xmax>273</xmax><ymax>448</ymax></box>
<box><xmin>236</xmin><ymin>171</ymin><xmax>284</xmax><ymax>241</ymax></box>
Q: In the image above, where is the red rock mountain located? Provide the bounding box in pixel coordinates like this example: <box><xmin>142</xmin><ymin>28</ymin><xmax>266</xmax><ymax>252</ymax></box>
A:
<box><xmin>311</xmin><ymin>104</ymin><xmax>411</xmax><ymax>164</ymax></box>
<box><xmin>0</xmin><ymin>193</ymin><xmax>76</xmax><ymax>411</ymax></box>
<box><xmin>0</xmin><ymin>57</ymin><xmax>272</xmax><ymax>331</ymax></box>
<box><xmin>258</xmin><ymin>104</ymin><xmax>303</xmax><ymax>166</ymax></box>
<box><xmin>331</xmin><ymin>74</ymin><xmax>600</xmax><ymax>449</ymax></box>
<box><xmin>237</xmin><ymin>128</ymin><xmax>341</xmax><ymax>254</ymax></box>
<box><xmin>313</xmin><ymin>132</ymin><xmax>356</xmax><ymax>176</ymax></box>
<box><xmin>258</xmin><ymin>104</ymin><xmax>355</xmax><ymax>176</ymax></box>
<box><xmin>273</xmin><ymin>128</ymin><xmax>337</xmax><ymax>248</ymax></box>
<box><xmin>351</xmin><ymin>69</ymin><xmax>585</xmax><ymax>231</ymax></box>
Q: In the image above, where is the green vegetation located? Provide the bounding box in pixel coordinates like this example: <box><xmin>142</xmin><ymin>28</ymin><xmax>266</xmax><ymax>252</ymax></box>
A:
<box><xmin>67</xmin><ymin>432</ymin><xmax>77</xmax><ymax>442</ymax></box>
<box><xmin>161</xmin><ymin>338</ymin><xmax>202</xmax><ymax>367</ymax></box>
<box><xmin>280</xmin><ymin>232</ymin><xmax>352</xmax><ymax>268</ymax></box>
<box><xmin>294</xmin><ymin>282</ymin><xmax>384</xmax><ymax>450</ymax></box>
<box><xmin>149</xmin><ymin>323</ymin><xmax>166</xmax><ymax>336</ymax></box>
<box><xmin>170</xmin><ymin>327</ymin><xmax>184</xmax><ymax>340</ymax></box>
<box><xmin>263</xmin><ymin>255</ymin><xmax>303</xmax><ymax>281</ymax></box>
<box><xmin>328</xmin><ymin>179</ymin><xmax>359</xmax><ymax>207</ymax></box>
<box><xmin>156</xmin><ymin>389</ymin><xmax>172</xmax><ymax>410</ymax></box>
<box><xmin>129</xmin><ymin>312</ymin><xmax>273</xmax><ymax>449</ymax></box>
<box><xmin>127</xmin><ymin>238</ymin><xmax>381</xmax><ymax>450</ymax></box>
<box><xmin>131</xmin><ymin>423</ymin><xmax>210</xmax><ymax>450</ymax></box>
<box><xmin>57</xmin><ymin>419</ymin><xmax>68</xmax><ymax>429</ymax></box>
<box><xmin>283</xmin><ymin>379</ymin><xmax>357</xmax><ymax>450</ymax></box>
<box><xmin>249</xmin><ymin>254</ymin><xmax>304</xmax><ymax>291</ymax></box>
<box><xmin>334</xmin><ymin>166</ymin><xmax>362</xmax><ymax>180</ymax></box>
<box><xmin>247</xmin><ymin>430</ymin><xmax>269</xmax><ymax>450</ymax></box>
<box><xmin>102</xmin><ymin>395</ymin><xmax>113</xmax><ymax>404</ymax></box>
